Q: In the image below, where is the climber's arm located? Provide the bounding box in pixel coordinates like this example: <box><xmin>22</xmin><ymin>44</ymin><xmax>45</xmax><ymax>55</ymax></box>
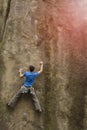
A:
<box><xmin>19</xmin><ymin>69</ymin><xmax>24</xmax><ymax>77</ymax></box>
<box><xmin>38</xmin><ymin>61</ymin><xmax>43</xmax><ymax>74</ymax></box>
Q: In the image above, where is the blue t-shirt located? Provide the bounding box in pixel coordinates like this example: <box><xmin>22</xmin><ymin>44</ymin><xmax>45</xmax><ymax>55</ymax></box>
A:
<box><xmin>23</xmin><ymin>71</ymin><xmax>39</xmax><ymax>87</ymax></box>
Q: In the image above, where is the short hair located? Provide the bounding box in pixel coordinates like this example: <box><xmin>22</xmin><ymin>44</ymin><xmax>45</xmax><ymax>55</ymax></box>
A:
<box><xmin>29</xmin><ymin>65</ymin><xmax>35</xmax><ymax>72</ymax></box>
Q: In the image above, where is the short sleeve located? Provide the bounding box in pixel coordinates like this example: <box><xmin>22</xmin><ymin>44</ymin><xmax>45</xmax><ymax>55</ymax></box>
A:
<box><xmin>34</xmin><ymin>72</ymin><xmax>39</xmax><ymax>77</ymax></box>
<box><xmin>23</xmin><ymin>72</ymin><xmax>26</xmax><ymax>76</ymax></box>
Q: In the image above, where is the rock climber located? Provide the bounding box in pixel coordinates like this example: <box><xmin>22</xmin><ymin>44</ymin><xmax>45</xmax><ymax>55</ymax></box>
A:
<box><xmin>7</xmin><ymin>61</ymin><xmax>43</xmax><ymax>112</ymax></box>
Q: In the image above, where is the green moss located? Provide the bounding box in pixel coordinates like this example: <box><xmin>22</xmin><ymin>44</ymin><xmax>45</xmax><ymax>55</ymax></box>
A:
<box><xmin>68</xmin><ymin>73</ymin><xmax>86</xmax><ymax>130</ymax></box>
<box><xmin>44</xmin><ymin>41</ymin><xmax>58</xmax><ymax>130</ymax></box>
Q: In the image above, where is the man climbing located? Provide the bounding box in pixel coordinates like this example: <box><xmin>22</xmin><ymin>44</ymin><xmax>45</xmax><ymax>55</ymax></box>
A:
<box><xmin>7</xmin><ymin>61</ymin><xmax>43</xmax><ymax>112</ymax></box>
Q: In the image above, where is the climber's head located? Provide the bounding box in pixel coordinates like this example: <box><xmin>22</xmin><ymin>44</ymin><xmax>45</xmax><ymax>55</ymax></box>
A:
<box><xmin>29</xmin><ymin>65</ymin><xmax>35</xmax><ymax>72</ymax></box>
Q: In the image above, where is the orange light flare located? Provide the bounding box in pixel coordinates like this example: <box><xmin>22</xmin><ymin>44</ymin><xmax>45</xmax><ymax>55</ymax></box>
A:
<box><xmin>51</xmin><ymin>0</ymin><xmax>87</xmax><ymax>43</ymax></box>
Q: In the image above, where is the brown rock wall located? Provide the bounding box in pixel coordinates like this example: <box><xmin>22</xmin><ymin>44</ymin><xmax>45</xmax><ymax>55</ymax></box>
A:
<box><xmin>0</xmin><ymin>0</ymin><xmax>87</xmax><ymax>130</ymax></box>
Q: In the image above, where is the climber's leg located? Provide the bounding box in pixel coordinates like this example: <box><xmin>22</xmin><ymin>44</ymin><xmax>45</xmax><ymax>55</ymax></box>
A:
<box><xmin>7</xmin><ymin>86</ymin><xmax>25</xmax><ymax>107</ymax></box>
<box><xmin>29</xmin><ymin>87</ymin><xmax>42</xmax><ymax>112</ymax></box>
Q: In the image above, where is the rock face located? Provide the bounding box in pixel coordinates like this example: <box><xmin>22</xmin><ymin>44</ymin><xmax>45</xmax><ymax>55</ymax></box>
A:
<box><xmin>0</xmin><ymin>0</ymin><xmax>87</xmax><ymax>130</ymax></box>
<box><xmin>0</xmin><ymin>0</ymin><xmax>44</xmax><ymax>130</ymax></box>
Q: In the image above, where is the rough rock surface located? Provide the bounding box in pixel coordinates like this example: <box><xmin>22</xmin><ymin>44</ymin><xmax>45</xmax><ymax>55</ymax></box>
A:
<box><xmin>0</xmin><ymin>0</ymin><xmax>87</xmax><ymax>130</ymax></box>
